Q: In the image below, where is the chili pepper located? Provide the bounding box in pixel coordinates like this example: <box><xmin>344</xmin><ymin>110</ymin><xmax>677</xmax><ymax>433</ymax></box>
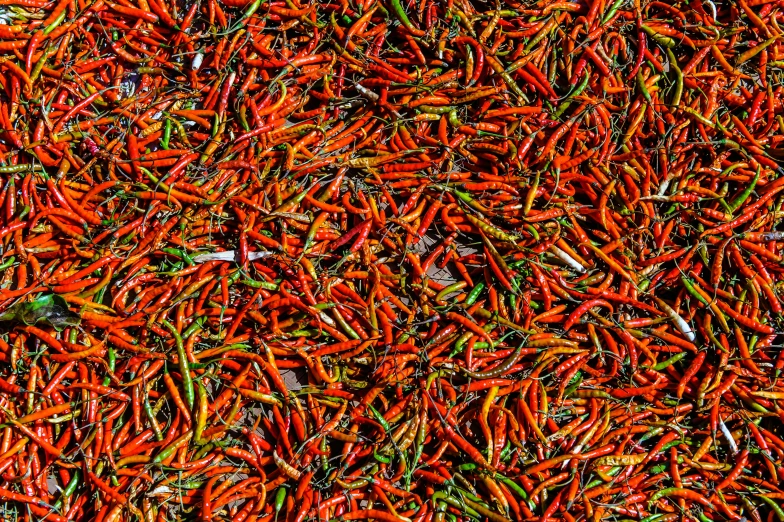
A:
<box><xmin>461</xmin><ymin>344</ymin><xmax>526</xmax><ymax>380</ymax></box>
<box><xmin>0</xmin><ymin>0</ymin><xmax>782</xmax><ymax>519</ymax></box>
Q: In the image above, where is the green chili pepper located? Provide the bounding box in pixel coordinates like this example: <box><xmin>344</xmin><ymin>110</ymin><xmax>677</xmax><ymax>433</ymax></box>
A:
<box><xmin>448</xmin><ymin>110</ymin><xmax>462</xmax><ymax>127</ymax></box>
<box><xmin>450</xmin><ymin>331</ymin><xmax>474</xmax><ymax>357</ymax></box>
<box><xmin>153</xmin><ymin>430</ymin><xmax>193</xmax><ymax>465</ymax></box>
<box><xmin>639</xmin><ymin>426</ymin><xmax>664</xmax><ymax>443</ymax></box>
<box><xmin>651</xmin><ymin>351</ymin><xmax>688</xmax><ymax>371</ymax></box>
<box><xmin>465</xmin><ymin>282</ymin><xmax>486</xmax><ymax>306</ymax></box>
<box><xmin>641</xmin><ymin>24</ymin><xmax>676</xmax><ymax>47</ymax></box>
<box><xmin>274</xmin><ymin>487</ymin><xmax>287</xmax><ymax>519</ymax></box>
<box><xmin>161</xmin><ymin>247</ymin><xmax>195</xmax><ymax>266</ymax></box>
<box><xmin>637</xmin><ymin>71</ymin><xmax>653</xmax><ymax>104</ymax></box>
<box><xmin>52</xmin><ymin>470</ymin><xmax>80</xmax><ymax>512</ymax></box>
<box><xmin>584</xmin><ymin>478</ymin><xmax>605</xmax><ymax>490</ymax></box>
<box><xmin>650</xmin><ymin>487</ymin><xmax>711</xmax><ymax>505</ymax></box>
<box><xmin>241</xmin><ymin>278</ymin><xmax>279</xmax><ymax>291</ymax></box>
<box><xmin>749</xmin><ymin>333</ymin><xmax>759</xmax><ymax>353</ymax></box>
<box><xmin>563</xmin><ymin>374</ymin><xmax>584</xmax><ymax>397</ymax></box>
<box><xmin>373</xmin><ymin>448</ymin><xmax>391</xmax><ymax>463</ymax></box>
<box><xmin>390</xmin><ymin>0</ymin><xmax>416</xmax><ymax>31</ymax></box>
<box><xmin>435</xmin><ymin>281</ymin><xmax>467</xmax><ymax>303</ymax></box>
<box><xmin>660</xmin><ymin>439</ymin><xmax>683</xmax><ymax>452</ymax></box>
<box><xmin>144</xmin><ymin>392</ymin><xmax>164</xmax><ymax>441</ymax></box>
<box><xmin>498</xmin><ymin>475</ymin><xmax>529</xmax><ymax>501</ymax></box>
<box><xmin>194</xmin><ymin>380</ymin><xmax>208</xmax><ymax>444</ymax></box>
<box><xmin>499</xmin><ymin>439</ymin><xmax>513</xmax><ymax>462</ymax></box>
<box><xmin>368</xmin><ymin>404</ymin><xmax>391</xmax><ymax>433</ymax></box>
<box><xmin>525</xmin><ymin>16</ymin><xmax>557</xmax><ymax>52</ymax></box>
<box><xmin>43</xmin><ymin>10</ymin><xmax>66</xmax><ymax>34</ymax></box>
<box><xmin>102</xmin><ymin>347</ymin><xmax>116</xmax><ymax>386</ymax></box>
<box><xmin>431</xmin><ymin>492</ymin><xmax>482</xmax><ymax>519</ymax></box>
<box><xmin>228</xmin><ymin>268</ymin><xmax>243</xmax><ymax>286</ymax></box>
<box><xmin>182</xmin><ymin>316</ymin><xmax>207</xmax><ymax>340</ymax></box>
<box><xmin>665</xmin><ymin>48</ymin><xmax>683</xmax><ymax>107</ymax></box>
<box><xmin>757</xmin><ymin>495</ymin><xmax>784</xmax><ymax>522</ymax></box>
<box><xmin>193</xmin><ymin>442</ymin><xmax>215</xmax><ymax>461</ymax></box>
<box><xmin>161</xmin><ymin>118</ymin><xmax>172</xmax><ymax>149</ymax></box>
<box><xmin>459</xmin><ymin>343</ymin><xmax>523</xmax><ymax>379</ymax></box>
<box><xmin>434</xmin><ymin>184</ymin><xmax>489</xmax><ymax>213</ymax></box>
<box><xmin>0</xmin><ymin>164</ymin><xmax>41</xmax><ymax>174</ymax></box>
<box><xmin>419</xmin><ymin>105</ymin><xmax>456</xmax><ymax>115</ymax></box>
<box><xmin>261</xmin><ymin>186</ymin><xmax>313</xmax><ymax>221</ymax></box>
<box><xmin>161</xmin><ymin>319</ymin><xmax>194</xmax><ymax>410</ymax></box>
<box><xmin>681</xmin><ymin>276</ymin><xmax>710</xmax><ymax>306</ymax></box>
<box><xmin>30</xmin><ymin>47</ymin><xmax>50</xmax><ymax>84</ymax></box>
<box><xmin>238</xmin><ymin>105</ymin><xmax>250</xmax><ymax>131</ymax></box>
<box><xmin>407</xmin><ymin>411</ymin><xmax>427</xmax><ymax>487</ymax></box>
<box><xmin>554</xmin><ymin>73</ymin><xmax>590</xmax><ymax>119</ymax></box>
<box><xmin>602</xmin><ymin>0</ymin><xmax>625</xmax><ymax>23</ymax></box>
<box><xmin>210</xmin><ymin>112</ymin><xmax>221</xmax><ymax>138</ymax></box>
<box><xmin>332</xmin><ymin>308</ymin><xmax>360</xmax><ymax>340</ymax></box>
<box><xmin>320</xmin><ymin>437</ymin><xmax>329</xmax><ymax>472</ymax></box>
<box><xmin>728</xmin><ymin>166</ymin><xmax>759</xmax><ymax>213</ymax></box>
<box><xmin>0</xmin><ymin>256</ymin><xmax>15</xmax><ymax>271</ymax></box>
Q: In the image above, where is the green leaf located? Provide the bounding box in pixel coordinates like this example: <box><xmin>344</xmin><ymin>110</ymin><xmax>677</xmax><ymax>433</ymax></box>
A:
<box><xmin>0</xmin><ymin>294</ymin><xmax>81</xmax><ymax>331</ymax></box>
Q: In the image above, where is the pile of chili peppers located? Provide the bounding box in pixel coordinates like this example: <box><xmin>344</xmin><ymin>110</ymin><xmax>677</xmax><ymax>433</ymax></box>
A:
<box><xmin>2</xmin><ymin>0</ymin><xmax>784</xmax><ymax>519</ymax></box>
